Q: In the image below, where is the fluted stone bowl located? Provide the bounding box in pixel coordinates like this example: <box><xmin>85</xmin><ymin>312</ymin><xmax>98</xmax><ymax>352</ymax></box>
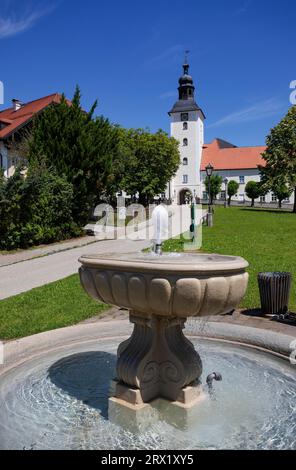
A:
<box><xmin>79</xmin><ymin>252</ymin><xmax>249</xmax><ymax>318</ymax></box>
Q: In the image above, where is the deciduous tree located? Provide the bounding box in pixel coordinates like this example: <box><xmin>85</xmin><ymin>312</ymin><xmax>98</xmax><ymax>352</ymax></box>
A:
<box><xmin>245</xmin><ymin>181</ymin><xmax>262</xmax><ymax>207</ymax></box>
<box><xmin>227</xmin><ymin>180</ymin><xmax>239</xmax><ymax>206</ymax></box>
<box><xmin>260</xmin><ymin>106</ymin><xmax>296</xmax><ymax>212</ymax></box>
<box><xmin>119</xmin><ymin>129</ymin><xmax>180</xmax><ymax>206</ymax></box>
<box><xmin>204</xmin><ymin>174</ymin><xmax>223</xmax><ymax>205</ymax></box>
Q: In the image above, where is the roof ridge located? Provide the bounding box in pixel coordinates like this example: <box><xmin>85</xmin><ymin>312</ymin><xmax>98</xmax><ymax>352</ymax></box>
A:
<box><xmin>0</xmin><ymin>93</ymin><xmax>66</xmax><ymax>140</ymax></box>
<box><xmin>0</xmin><ymin>93</ymin><xmax>60</xmax><ymax>115</ymax></box>
<box><xmin>20</xmin><ymin>92</ymin><xmax>60</xmax><ymax>107</ymax></box>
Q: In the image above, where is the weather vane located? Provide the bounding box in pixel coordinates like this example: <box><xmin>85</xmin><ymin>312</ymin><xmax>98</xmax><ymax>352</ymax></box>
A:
<box><xmin>184</xmin><ymin>49</ymin><xmax>190</xmax><ymax>64</ymax></box>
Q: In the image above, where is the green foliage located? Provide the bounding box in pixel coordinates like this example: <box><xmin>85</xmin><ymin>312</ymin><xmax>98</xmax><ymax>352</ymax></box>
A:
<box><xmin>272</xmin><ymin>179</ymin><xmax>292</xmax><ymax>208</ymax></box>
<box><xmin>204</xmin><ymin>174</ymin><xmax>223</xmax><ymax>204</ymax></box>
<box><xmin>29</xmin><ymin>86</ymin><xmax>122</xmax><ymax>224</ymax></box>
<box><xmin>260</xmin><ymin>105</ymin><xmax>296</xmax><ymax>211</ymax></box>
<box><xmin>118</xmin><ymin>128</ymin><xmax>180</xmax><ymax>205</ymax></box>
<box><xmin>245</xmin><ymin>180</ymin><xmax>262</xmax><ymax>206</ymax></box>
<box><xmin>1</xmin><ymin>87</ymin><xmax>183</xmax><ymax>250</ymax></box>
<box><xmin>0</xmin><ymin>165</ymin><xmax>79</xmax><ymax>250</ymax></box>
<box><xmin>227</xmin><ymin>180</ymin><xmax>239</xmax><ymax>205</ymax></box>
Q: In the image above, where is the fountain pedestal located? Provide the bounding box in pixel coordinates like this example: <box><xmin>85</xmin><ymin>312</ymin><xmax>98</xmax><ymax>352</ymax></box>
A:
<box><xmin>115</xmin><ymin>313</ymin><xmax>202</xmax><ymax>403</ymax></box>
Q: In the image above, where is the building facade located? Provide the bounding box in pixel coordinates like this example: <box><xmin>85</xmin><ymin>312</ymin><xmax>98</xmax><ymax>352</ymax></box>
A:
<box><xmin>167</xmin><ymin>63</ymin><xmax>294</xmax><ymax>206</ymax></box>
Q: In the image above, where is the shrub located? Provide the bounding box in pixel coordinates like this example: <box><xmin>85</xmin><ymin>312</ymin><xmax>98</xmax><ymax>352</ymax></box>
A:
<box><xmin>0</xmin><ymin>166</ymin><xmax>80</xmax><ymax>250</ymax></box>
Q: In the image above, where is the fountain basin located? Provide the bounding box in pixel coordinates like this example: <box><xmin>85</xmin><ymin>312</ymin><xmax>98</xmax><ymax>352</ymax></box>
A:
<box><xmin>1</xmin><ymin>329</ymin><xmax>295</xmax><ymax>450</ymax></box>
<box><xmin>79</xmin><ymin>252</ymin><xmax>249</xmax><ymax>317</ymax></box>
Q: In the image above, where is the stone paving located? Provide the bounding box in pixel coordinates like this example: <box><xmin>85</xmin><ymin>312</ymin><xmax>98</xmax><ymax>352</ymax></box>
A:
<box><xmin>209</xmin><ymin>308</ymin><xmax>296</xmax><ymax>336</ymax></box>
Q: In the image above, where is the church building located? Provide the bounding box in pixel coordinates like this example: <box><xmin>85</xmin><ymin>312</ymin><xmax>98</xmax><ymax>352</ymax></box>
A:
<box><xmin>167</xmin><ymin>61</ymin><xmax>293</xmax><ymax>206</ymax></box>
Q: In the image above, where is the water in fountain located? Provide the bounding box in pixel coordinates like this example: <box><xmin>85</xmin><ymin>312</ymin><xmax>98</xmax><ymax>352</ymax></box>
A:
<box><xmin>0</xmin><ymin>338</ymin><xmax>295</xmax><ymax>450</ymax></box>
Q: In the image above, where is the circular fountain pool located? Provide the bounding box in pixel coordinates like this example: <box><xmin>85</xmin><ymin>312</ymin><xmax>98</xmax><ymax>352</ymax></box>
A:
<box><xmin>0</xmin><ymin>337</ymin><xmax>295</xmax><ymax>450</ymax></box>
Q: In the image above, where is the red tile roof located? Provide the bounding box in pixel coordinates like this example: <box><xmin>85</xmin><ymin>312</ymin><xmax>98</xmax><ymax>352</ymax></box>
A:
<box><xmin>201</xmin><ymin>138</ymin><xmax>266</xmax><ymax>170</ymax></box>
<box><xmin>0</xmin><ymin>93</ymin><xmax>68</xmax><ymax>140</ymax></box>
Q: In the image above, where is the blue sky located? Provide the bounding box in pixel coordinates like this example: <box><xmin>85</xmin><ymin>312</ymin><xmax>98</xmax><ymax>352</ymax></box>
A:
<box><xmin>0</xmin><ymin>0</ymin><xmax>295</xmax><ymax>146</ymax></box>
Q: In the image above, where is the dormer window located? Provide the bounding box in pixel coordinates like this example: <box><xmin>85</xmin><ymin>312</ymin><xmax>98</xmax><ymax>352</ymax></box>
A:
<box><xmin>183</xmin><ymin>138</ymin><xmax>188</xmax><ymax>146</ymax></box>
<box><xmin>183</xmin><ymin>157</ymin><xmax>188</xmax><ymax>165</ymax></box>
<box><xmin>183</xmin><ymin>122</ymin><xmax>188</xmax><ymax>130</ymax></box>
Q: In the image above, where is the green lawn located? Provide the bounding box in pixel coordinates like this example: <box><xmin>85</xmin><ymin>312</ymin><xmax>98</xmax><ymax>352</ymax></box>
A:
<box><xmin>163</xmin><ymin>206</ymin><xmax>296</xmax><ymax>311</ymax></box>
<box><xmin>1</xmin><ymin>205</ymin><xmax>295</xmax><ymax>340</ymax></box>
<box><xmin>0</xmin><ymin>274</ymin><xmax>109</xmax><ymax>340</ymax></box>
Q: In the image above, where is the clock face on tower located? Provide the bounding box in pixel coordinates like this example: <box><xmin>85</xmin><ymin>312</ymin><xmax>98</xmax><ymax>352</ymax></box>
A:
<box><xmin>181</xmin><ymin>113</ymin><xmax>188</xmax><ymax>121</ymax></box>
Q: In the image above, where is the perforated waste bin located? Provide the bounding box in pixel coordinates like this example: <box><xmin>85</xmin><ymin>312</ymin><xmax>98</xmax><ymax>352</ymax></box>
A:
<box><xmin>258</xmin><ymin>272</ymin><xmax>291</xmax><ymax>315</ymax></box>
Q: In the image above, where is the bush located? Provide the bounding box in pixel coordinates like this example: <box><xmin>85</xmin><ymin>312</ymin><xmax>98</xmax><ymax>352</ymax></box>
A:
<box><xmin>0</xmin><ymin>166</ymin><xmax>80</xmax><ymax>250</ymax></box>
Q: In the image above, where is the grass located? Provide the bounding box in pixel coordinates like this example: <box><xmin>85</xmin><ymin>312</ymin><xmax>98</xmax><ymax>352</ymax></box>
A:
<box><xmin>163</xmin><ymin>206</ymin><xmax>296</xmax><ymax>311</ymax></box>
<box><xmin>0</xmin><ymin>274</ymin><xmax>109</xmax><ymax>340</ymax></box>
<box><xmin>1</xmin><ymin>205</ymin><xmax>295</xmax><ymax>340</ymax></box>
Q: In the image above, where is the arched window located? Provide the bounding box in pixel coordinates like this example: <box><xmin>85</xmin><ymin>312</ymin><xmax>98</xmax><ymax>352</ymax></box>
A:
<box><xmin>183</xmin><ymin>122</ymin><xmax>188</xmax><ymax>130</ymax></box>
<box><xmin>183</xmin><ymin>157</ymin><xmax>188</xmax><ymax>165</ymax></box>
<box><xmin>183</xmin><ymin>138</ymin><xmax>188</xmax><ymax>146</ymax></box>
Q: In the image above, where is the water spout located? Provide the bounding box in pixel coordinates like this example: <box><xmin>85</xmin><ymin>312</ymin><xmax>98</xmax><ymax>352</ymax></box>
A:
<box><xmin>152</xmin><ymin>205</ymin><xmax>168</xmax><ymax>255</ymax></box>
<box><xmin>206</xmin><ymin>372</ymin><xmax>222</xmax><ymax>395</ymax></box>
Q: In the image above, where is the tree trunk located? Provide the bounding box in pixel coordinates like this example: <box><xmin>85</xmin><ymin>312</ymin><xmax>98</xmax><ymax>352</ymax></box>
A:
<box><xmin>279</xmin><ymin>200</ymin><xmax>282</xmax><ymax>209</ymax></box>
<box><xmin>228</xmin><ymin>196</ymin><xmax>231</xmax><ymax>206</ymax></box>
<box><xmin>251</xmin><ymin>198</ymin><xmax>254</xmax><ymax>207</ymax></box>
<box><xmin>293</xmin><ymin>188</ymin><xmax>296</xmax><ymax>213</ymax></box>
<box><xmin>138</xmin><ymin>193</ymin><xmax>148</xmax><ymax>207</ymax></box>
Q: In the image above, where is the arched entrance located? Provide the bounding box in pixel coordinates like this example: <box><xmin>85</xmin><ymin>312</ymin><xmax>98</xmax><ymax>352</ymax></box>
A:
<box><xmin>179</xmin><ymin>188</ymin><xmax>192</xmax><ymax>205</ymax></box>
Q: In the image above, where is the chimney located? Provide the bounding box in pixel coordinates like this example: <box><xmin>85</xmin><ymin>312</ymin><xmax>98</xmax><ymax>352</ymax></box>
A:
<box><xmin>12</xmin><ymin>99</ymin><xmax>22</xmax><ymax>111</ymax></box>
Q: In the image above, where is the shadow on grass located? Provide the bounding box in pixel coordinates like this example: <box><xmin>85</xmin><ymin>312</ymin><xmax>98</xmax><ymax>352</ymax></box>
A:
<box><xmin>48</xmin><ymin>351</ymin><xmax>116</xmax><ymax>419</ymax></box>
<box><xmin>239</xmin><ymin>208</ymin><xmax>294</xmax><ymax>215</ymax></box>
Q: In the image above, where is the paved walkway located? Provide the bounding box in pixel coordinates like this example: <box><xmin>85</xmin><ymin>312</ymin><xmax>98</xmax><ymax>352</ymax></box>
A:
<box><xmin>0</xmin><ymin>239</ymin><xmax>150</xmax><ymax>300</ymax></box>
<box><xmin>0</xmin><ymin>235</ymin><xmax>97</xmax><ymax>267</ymax></box>
<box><xmin>0</xmin><ymin>204</ymin><xmax>195</xmax><ymax>300</ymax></box>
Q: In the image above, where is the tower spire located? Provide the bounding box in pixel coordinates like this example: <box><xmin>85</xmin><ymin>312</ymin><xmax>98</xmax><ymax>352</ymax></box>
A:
<box><xmin>183</xmin><ymin>50</ymin><xmax>190</xmax><ymax>74</ymax></box>
<box><xmin>177</xmin><ymin>52</ymin><xmax>194</xmax><ymax>101</ymax></box>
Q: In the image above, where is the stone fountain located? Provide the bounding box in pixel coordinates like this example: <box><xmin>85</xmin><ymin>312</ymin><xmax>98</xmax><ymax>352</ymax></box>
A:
<box><xmin>3</xmin><ymin>217</ymin><xmax>296</xmax><ymax>448</ymax></box>
<box><xmin>79</xmin><ymin>208</ymin><xmax>249</xmax><ymax>427</ymax></box>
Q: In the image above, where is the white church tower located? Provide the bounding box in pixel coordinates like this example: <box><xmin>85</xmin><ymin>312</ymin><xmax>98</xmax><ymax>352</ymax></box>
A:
<box><xmin>167</xmin><ymin>56</ymin><xmax>205</xmax><ymax>204</ymax></box>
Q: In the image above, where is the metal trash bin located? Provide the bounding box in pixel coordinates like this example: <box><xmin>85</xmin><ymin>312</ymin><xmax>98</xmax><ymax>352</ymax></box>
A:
<box><xmin>258</xmin><ymin>272</ymin><xmax>292</xmax><ymax>315</ymax></box>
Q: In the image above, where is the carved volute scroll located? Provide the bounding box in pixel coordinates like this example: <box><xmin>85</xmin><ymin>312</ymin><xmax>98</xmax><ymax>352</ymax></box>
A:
<box><xmin>117</xmin><ymin>313</ymin><xmax>202</xmax><ymax>402</ymax></box>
